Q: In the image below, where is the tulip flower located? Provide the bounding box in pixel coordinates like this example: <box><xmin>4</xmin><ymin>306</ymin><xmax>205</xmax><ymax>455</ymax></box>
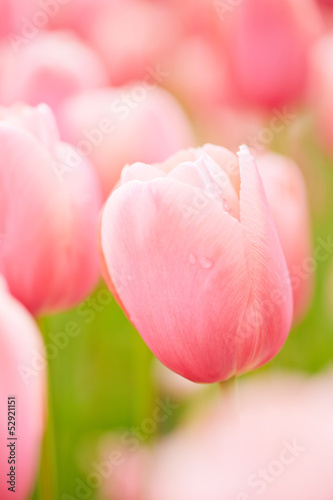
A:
<box><xmin>0</xmin><ymin>276</ymin><xmax>46</xmax><ymax>500</ymax></box>
<box><xmin>7</xmin><ymin>0</ymin><xmax>111</xmax><ymax>39</ymax></box>
<box><xmin>103</xmin><ymin>371</ymin><xmax>333</xmax><ymax>500</ymax></box>
<box><xmin>224</xmin><ymin>0</ymin><xmax>322</xmax><ymax>108</ymax></box>
<box><xmin>308</xmin><ymin>34</ymin><xmax>333</xmax><ymax>155</ymax></box>
<box><xmin>165</xmin><ymin>37</ymin><xmax>231</xmax><ymax>113</ymax></box>
<box><xmin>1</xmin><ymin>31</ymin><xmax>108</xmax><ymax>119</ymax></box>
<box><xmin>0</xmin><ymin>0</ymin><xmax>12</xmax><ymax>38</ymax></box>
<box><xmin>194</xmin><ymin>104</ymin><xmax>266</xmax><ymax>152</ymax></box>
<box><xmin>88</xmin><ymin>1</ymin><xmax>181</xmax><ymax>86</ymax></box>
<box><xmin>59</xmin><ymin>86</ymin><xmax>195</xmax><ymax>200</ymax></box>
<box><xmin>99</xmin><ymin>438</ymin><xmax>151</xmax><ymax>500</ymax></box>
<box><xmin>168</xmin><ymin>0</ymin><xmax>221</xmax><ymax>37</ymax></box>
<box><xmin>256</xmin><ymin>152</ymin><xmax>313</xmax><ymax>321</ymax></box>
<box><xmin>48</xmin><ymin>0</ymin><xmax>112</xmax><ymax>38</ymax></box>
<box><xmin>314</xmin><ymin>0</ymin><xmax>333</xmax><ymax>30</ymax></box>
<box><xmin>0</xmin><ymin>103</ymin><xmax>102</xmax><ymax>316</ymax></box>
<box><xmin>100</xmin><ymin>144</ymin><xmax>292</xmax><ymax>383</ymax></box>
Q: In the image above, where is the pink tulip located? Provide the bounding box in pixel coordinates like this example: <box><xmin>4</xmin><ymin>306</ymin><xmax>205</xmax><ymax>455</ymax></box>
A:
<box><xmin>88</xmin><ymin>1</ymin><xmax>181</xmax><ymax>86</ymax></box>
<box><xmin>0</xmin><ymin>0</ymin><xmax>12</xmax><ymax>38</ymax></box>
<box><xmin>314</xmin><ymin>1</ymin><xmax>333</xmax><ymax>30</ymax></box>
<box><xmin>104</xmin><ymin>370</ymin><xmax>333</xmax><ymax>500</ymax></box>
<box><xmin>100</xmin><ymin>144</ymin><xmax>292</xmax><ymax>383</ymax></box>
<box><xmin>308</xmin><ymin>34</ymin><xmax>333</xmax><ymax>155</ymax></box>
<box><xmin>0</xmin><ymin>31</ymin><xmax>108</xmax><ymax>118</ymax></box>
<box><xmin>194</xmin><ymin>104</ymin><xmax>267</xmax><ymax>152</ymax></box>
<box><xmin>0</xmin><ymin>103</ymin><xmax>102</xmax><ymax>316</ymax></box>
<box><xmin>0</xmin><ymin>276</ymin><xmax>46</xmax><ymax>500</ymax></box>
<box><xmin>98</xmin><ymin>438</ymin><xmax>151</xmax><ymax>500</ymax></box>
<box><xmin>48</xmin><ymin>0</ymin><xmax>113</xmax><ymax>37</ymax></box>
<box><xmin>165</xmin><ymin>36</ymin><xmax>231</xmax><ymax>113</ymax></box>
<box><xmin>7</xmin><ymin>0</ymin><xmax>112</xmax><ymax>39</ymax></box>
<box><xmin>59</xmin><ymin>86</ymin><xmax>195</xmax><ymax>200</ymax></box>
<box><xmin>224</xmin><ymin>0</ymin><xmax>322</xmax><ymax>108</ymax></box>
<box><xmin>256</xmin><ymin>152</ymin><xmax>313</xmax><ymax>321</ymax></box>
<box><xmin>168</xmin><ymin>0</ymin><xmax>222</xmax><ymax>39</ymax></box>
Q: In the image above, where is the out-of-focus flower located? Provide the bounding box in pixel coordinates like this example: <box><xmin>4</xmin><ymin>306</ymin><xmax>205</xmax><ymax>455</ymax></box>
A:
<box><xmin>0</xmin><ymin>276</ymin><xmax>46</xmax><ymax>500</ymax></box>
<box><xmin>99</xmin><ymin>438</ymin><xmax>151</xmax><ymax>500</ymax></box>
<box><xmin>0</xmin><ymin>31</ymin><xmax>108</xmax><ymax>118</ymax></box>
<box><xmin>165</xmin><ymin>36</ymin><xmax>231</xmax><ymax>114</ymax></box>
<box><xmin>0</xmin><ymin>0</ymin><xmax>13</xmax><ymax>38</ymax></box>
<box><xmin>224</xmin><ymin>0</ymin><xmax>322</xmax><ymax>108</ymax></box>
<box><xmin>0</xmin><ymin>103</ymin><xmax>102</xmax><ymax>316</ymax></box>
<box><xmin>59</xmin><ymin>86</ymin><xmax>195</xmax><ymax>200</ymax></box>
<box><xmin>308</xmin><ymin>34</ymin><xmax>333</xmax><ymax>155</ymax></box>
<box><xmin>257</xmin><ymin>152</ymin><xmax>313</xmax><ymax>321</ymax></box>
<box><xmin>168</xmin><ymin>0</ymin><xmax>221</xmax><ymax>39</ymax></box>
<box><xmin>314</xmin><ymin>0</ymin><xmax>333</xmax><ymax>29</ymax></box>
<box><xmin>100</xmin><ymin>144</ymin><xmax>292</xmax><ymax>383</ymax></box>
<box><xmin>22</xmin><ymin>0</ymin><xmax>112</xmax><ymax>39</ymax></box>
<box><xmin>194</xmin><ymin>104</ymin><xmax>267</xmax><ymax>152</ymax></box>
<box><xmin>88</xmin><ymin>1</ymin><xmax>181</xmax><ymax>86</ymax></box>
<box><xmin>102</xmin><ymin>370</ymin><xmax>333</xmax><ymax>500</ymax></box>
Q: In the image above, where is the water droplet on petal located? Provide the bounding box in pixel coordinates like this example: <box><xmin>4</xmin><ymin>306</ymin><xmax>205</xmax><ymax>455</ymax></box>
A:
<box><xmin>189</xmin><ymin>253</ymin><xmax>197</xmax><ymax>265</ymax></box>
<box><xmin>199</xmin><ymin>257</ymin><xmax>214</xmax><ymax>269</ymax></box>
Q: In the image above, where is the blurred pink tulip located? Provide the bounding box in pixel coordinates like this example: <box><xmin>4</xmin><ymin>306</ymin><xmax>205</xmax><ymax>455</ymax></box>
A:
<box><xmin>103</xmin><ymin>370</ymin><xmax>333</xmax><ymax>500</ymax></box>
<box><xmin>165</xmin><ymin>36</ymin><xmax>231</xmax><ymax>114</ymax></box>
<box><xmin>51</xmin><ymin>0</ymin><xmax>114</xmax><ymax>37</ymax></box>
<box><xmin>88</xmin><ymin>1</ymin><xmax>181</xmax><ymax>86</ymax></box>
<box><xmin>257</xmin><ymin>152</ymin><xmax>313</xmax><ymax>321</ymax></box>
<box><xmin>224</xmin><ymin>0</ymin><xmax>322</xmax><ymax>108</ymax></box>
<box><xmin>99</xmin><ymin>439</ymin><xmax>151</xmax><ymax>500</ymax></box>
<box><xmin>308</xmin><ymin>34</ymin><xmax>333</xmax><ymax>155</ymax></box>
<box><xmin>0</xmin><ymin>276</ymin><xmax>46</xmax><ymax>500</ymax></box>
<box><xmin>10</xmin><ymin>0</ymin><xmax>113</xmax><ymax>39</ymax></box>
<box><xmin>314</xmin><ymin>0</ymin><xmax>333</xmax><ymax>29</ymax></box>
<box><xmin>0</xmin><ymin>0</ymin><xmax>13</xmax><ymax>37</ymax></box>
<box><xmin>194</xmin><ymin>104</ymin><xmax>267</xmax><ymax>152</ymax></box>
<box><xmin>59</xmin><ymin>85</ymin><xmax>195</xmax><ymax>200</ymax></box>
<box><xmin>0</xmin><ymin>31</ymin><xmax>108</xmax><ymax>118</ymax></box>
<box><xmin>100</xmin><ymin>144</ymin><xmax>292</xmax><ymax>383</ymax></box>
<box><xmin>168</xmin><ymin>0</ymin><xmax>221</xmax><ymax>39</ymax></box>
<box><xmin>0</xmin><ymin>103</ymin><xmax>102</xmax><ymax>316</ymax></box>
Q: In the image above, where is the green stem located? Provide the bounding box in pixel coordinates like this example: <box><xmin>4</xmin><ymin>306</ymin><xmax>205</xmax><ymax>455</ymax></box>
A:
<box><xmin>35</xmin><ymin>317</ymin><xmax>58</xmax><ymax>500</ymax></box>
<box><xmin>37</xmin><ymin>414</ymin><xmax>58</xmax><ymax>500</ymax></box>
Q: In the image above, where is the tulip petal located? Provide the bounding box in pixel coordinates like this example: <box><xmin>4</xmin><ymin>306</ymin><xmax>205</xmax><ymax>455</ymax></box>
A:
<box><xmin>121</xmin><ymin>162</ymin><xmax>167</xmax><ymax>184</ymax></box>
<box><xmin>257</xmin><ymin>152</ymin><xmax>313</xmax><ymax>322</ymax></box>
<box><xmin>203</xmin><ymin>143</ymin><xmax>241</xmax><ymax>195</ymax></box>
<box><xmin>236</xmin><ymin>146</ymin><xmax>293</xmax><ymax>373</ymax></box>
